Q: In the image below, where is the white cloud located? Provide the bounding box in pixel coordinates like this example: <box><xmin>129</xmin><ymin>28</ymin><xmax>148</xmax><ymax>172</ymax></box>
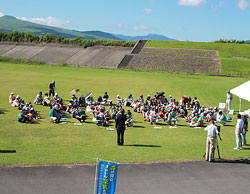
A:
<box><xmin>134</xmin><ymin>25</ymin><xmax>148</xmax><ymax>31</ymax></box>
<box><xmin>0</xmin><ymin>12</ymin><xmax>4</xmax><ymax>17</ymax></box>
<box><xmin>144</xmin><ymin>8</ymin><xmax>152</xmax><ymax>14</ymax></box>
<box><xmin>237</xmin><ymin>0</ymin><xmax>248</xmax><ymax>10</ymax></box>
<box><xmin>178</xmin><ymin>0</ymin><xmax>207</xmax><ymax>7</ymax></box>
<box><xmin>17</xmin><ymin>16</ymin><xmax>70</xmax><ymax>27</ymax></box>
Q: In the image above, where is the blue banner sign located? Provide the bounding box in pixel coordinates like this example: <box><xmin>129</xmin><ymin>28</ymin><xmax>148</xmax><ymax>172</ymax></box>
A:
<box><xmin>96</xmin><ymin>161</ymin><xmax>119</xmax><ymax>194</ymax></box>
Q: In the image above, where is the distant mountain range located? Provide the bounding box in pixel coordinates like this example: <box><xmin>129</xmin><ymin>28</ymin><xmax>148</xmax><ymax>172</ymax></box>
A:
<box><xmin>112</xmin><ymin>33</ymin><xmax>177</xmax><ymax>41</ymax></box>
<box><xmin>0</xmin><ymin>15</ymin><xmax>176</xmax><ymax>41</ymax></box>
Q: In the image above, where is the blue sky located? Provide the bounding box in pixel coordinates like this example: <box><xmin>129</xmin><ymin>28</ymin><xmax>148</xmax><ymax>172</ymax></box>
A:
<box><xmin>0</xmin><ymin>0</ymin><xmax>249</xmax><ymax>42</ymax></box>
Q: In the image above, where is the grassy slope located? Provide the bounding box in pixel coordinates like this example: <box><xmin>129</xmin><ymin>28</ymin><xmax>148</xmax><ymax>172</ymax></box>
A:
<box><xmin>0</xmin><ymin>63</ymin><xmax>249</xmax><ymax>165</ymax></box>
<box><xmin>146</xmin><ymin>40</ymin><xmax>250</xmax><ymax>75</ymax></box>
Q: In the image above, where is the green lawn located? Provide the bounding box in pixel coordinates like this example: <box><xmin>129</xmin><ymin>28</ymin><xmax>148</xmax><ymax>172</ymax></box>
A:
<box><xmin>0</xmin><ymin>62</ymin><xmax>249</xmax><ymax>165</ymax></box>
<box><xmin>146</xmin><ymin>40</ymin><xmax>250</xmax><ymax>76</ymax></box>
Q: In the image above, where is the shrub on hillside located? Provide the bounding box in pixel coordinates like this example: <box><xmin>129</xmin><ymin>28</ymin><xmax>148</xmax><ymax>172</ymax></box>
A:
<box><xmin>214</xmin><ymin>39</ymin><xmax>246</xmax><ymax>44</ymax></box>
<box><xmin>0</xmin><ymin>31</ymin><xmax>136</xmax><ymax>47</ymax></box>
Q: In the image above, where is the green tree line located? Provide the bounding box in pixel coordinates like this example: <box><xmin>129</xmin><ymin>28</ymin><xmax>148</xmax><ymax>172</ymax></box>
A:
<box><xmin>214</xmin><ymin>39</ymin><xmax>247</xmax><ymax>44</ymax></box>
<box><xmin>0</xmin><ymin>31</ymin><xmax>136</xmax><ymax>48</ymax></box>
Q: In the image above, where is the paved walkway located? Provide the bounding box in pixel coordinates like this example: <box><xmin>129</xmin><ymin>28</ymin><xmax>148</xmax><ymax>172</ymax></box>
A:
<box><xmin>0</xmin><ymin>160</ymin><xmax>249</xmax><ymax>194</ymax></box>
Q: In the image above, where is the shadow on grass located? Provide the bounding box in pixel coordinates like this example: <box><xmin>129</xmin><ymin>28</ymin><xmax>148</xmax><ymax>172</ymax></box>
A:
<box><xmin>176</xmin><ymin>124</ymin><xmax>187</xmax><ymax>127</ymax></box>
<box><xmin>0</xmin><ymin>150</ymin><xmax>16</xmax><ymax>153</ymax></box>
<box><xmin>241</xmin><ymin>147</ymin><xmax>250</xmax><ymax>150</ymax></box>
<box><xmin>0</xmin><ymin>108</ymin><xmax>8</xmax><ymax>114</ymax></box>
<box><xmin>19</xmin><ymin>121</ymin><xmax>41</xmax><ymax>125</ymax></box>
<box><xmin>225</xmin><ymin>124</ymin><xmax>234</xmax><ymax>127</ymax></box>
<box><xmin>132</xmin><ymin>125</ymin><xmax>145</xmax><ymax>128</ymax></box>
<box><xmin>124</xmin><ymin>144</ymin><xmax>161</xmax><ymax>148</ymax></box>
<box><xmin>133</xmin><ymin>121</ymin><xmax>142</xmax><ymax>123</ymax></box>
<box><xmin>214</xmin><ymin>159</ymin><xmax>250</xmax><ymax>165</ymax></box>
<box><xmin>154</xmin><ymin>123</ymin><xmax>167</xmax><ymax>126</ymax></box>
<box><xmin>84</xmin><ymin>121</ymin><xmax>98</xmax><ymax>124</ymax></box>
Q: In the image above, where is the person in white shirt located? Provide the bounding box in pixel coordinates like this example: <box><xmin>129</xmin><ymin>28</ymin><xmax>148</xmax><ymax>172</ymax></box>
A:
<box><xmin>9</xmin><ymin>92</ymin><xmax>15</xmax><ymax>103</ymax></box>
<box><xmin>204</xmin><ymin>119</ymin><xmax>220</xmax><ymax>162</ymax></box>
<box><xmin>226</xmin><ymin>90</ymin><xmax>233</xmax><ymax>110</ymax></box>
<box><xmin>34</xmin><ymin>92</ymin><xmax>43</xmax><ymax>104</ymax></box>
<box><xmin>216</xmin><ymin>111</ymin><xmax>227</xmax><ymax>126</ymax></box>
<box><xmin>234</xmin><ymin>114</ymin><xmax>244</xmax><ymax>150</ymax></box>
<box><xmin>150</xmin><ymin>109</ymin><xmax>159</xmax><ymax>124</ymax></box>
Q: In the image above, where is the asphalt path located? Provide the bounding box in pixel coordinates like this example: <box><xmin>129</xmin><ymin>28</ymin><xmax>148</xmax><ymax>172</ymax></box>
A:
<box><xmin>0</xmin><ymin>160</ymin><xmax>249</xmax><ymax>194</ymax></box>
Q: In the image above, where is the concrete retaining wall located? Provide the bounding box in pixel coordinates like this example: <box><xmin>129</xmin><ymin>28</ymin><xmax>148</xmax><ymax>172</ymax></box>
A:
<box><xmin>0</xmin><ymin>43</ymin><xmax>132</xmax><ymax>68</ymax></box>
<box><xmin>0</xmin><ymin>42</ymin><xmax>221</xmax><ymax>73</ymax></box>
<box><xmin>67</xmin><ymin>46</ymin><xmax>131</xmax><ymax>68</ymax></box>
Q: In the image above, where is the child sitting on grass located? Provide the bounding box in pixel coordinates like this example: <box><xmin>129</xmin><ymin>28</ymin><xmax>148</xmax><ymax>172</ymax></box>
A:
<box><xmin>43</xmin><ymin>93</ymin><xmax>50</xmax><ymax>106</ymax></box>
<box><xmin>34</xmin><ymin>92</ymin><xmax>43</xmax><ymax>105</ymax></box>
<box><xmin>190</xmin><ymin>113</ymin><xmax>203</xmax><ymax>127</ymax></box>
<box><xmin>74</xmin><ymin>107</ymin><xmax>86</xmax><ymax>123</ymax></box>
<box><xmin>49</xmin><ymin>105</ymin><xmax>61</xmax><ymax>123</ymax></box>
<box><xmin>125</xmin><ymin>110</ymin><xmax>133</xmax><ymax>127</ymax></box>
<box><xmin>18</xmin><ymin>110</ymin><xmax>32</xmax><ymax>123</ymax></box>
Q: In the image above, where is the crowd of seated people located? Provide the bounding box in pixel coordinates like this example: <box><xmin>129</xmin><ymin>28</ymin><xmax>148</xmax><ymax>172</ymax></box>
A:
<box><xmin>9</xmin><ymin>92</ymin><xmax>39</xmax><ymax>123</ymax></box>
<box><xmin>88</xmin><ymin>102</ymin><xmax>115</xmax><ymax>126</ymax></box>
<box><xmin>119</xmin><ymin>93</ymin><xmax>228</xmax><ymax>127</ymax></box>
<box><xmin>10</xmin><ymin>88</ymin><xmax>229</xmax><ymax>127</ymax></box>
<box><xmin>127</xmin><ymin>93</ymin><xmax>187</xmax><ymax>126</ymax></box>
<box><xmin>84</xmin><ymin>93</ymin><xmax>135</xmax><ymax>127</ymax></box>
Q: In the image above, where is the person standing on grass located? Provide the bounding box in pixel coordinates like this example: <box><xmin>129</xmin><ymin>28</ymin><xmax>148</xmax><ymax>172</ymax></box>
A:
<box><xmin>241</xmin><ymin>113</ymin><xmax>248</xmax><ymax>146</ymax></box>
<box><xmin>48</xmin><ymin>81</ymin><xmax>56</xmax><ymax>97</ymax></box>
<box><xmin>226</xmin><ymin>90</ymin><xmax>233</xmax><ymax>110</ymax></box>
<box><xmin>234</xmin><ymin>114</ymin><xmax>244</xmax><ymax>150</ymax></box>
<box><xmin>115</xmin><ymin>109</ymin><xmax>127</xmax><ymax>146</ymax></box>
<box><xmin>205</xmin><ymin>119</ymin><xmax>220</xmax><ymax>162</ymax></box>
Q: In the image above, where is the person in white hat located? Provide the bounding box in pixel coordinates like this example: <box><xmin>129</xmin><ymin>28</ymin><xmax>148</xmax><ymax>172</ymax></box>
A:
<box><xmin>9</xmin><ymin>92</ymin><xmax>15</xmax><ymax>103</ymax></box>
<box><xmin>226</xmin><ymin>90</ymin><xmax>233</xmax><ymax>111</ymax></box>
<box><xmin>116</xmin><ymin>95</ymin><xmax>123</xmax><ymax>105</ymax></box>
<box><xmin>49</xmin><ymin>105</ymin><xmax>61</xmax><ymax>123</ymax></box>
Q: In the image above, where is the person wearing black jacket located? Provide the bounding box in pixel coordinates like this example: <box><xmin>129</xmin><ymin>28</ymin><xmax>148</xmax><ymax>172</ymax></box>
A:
<box><xmin>48</xmin><ymin>81</ymin><xmax>56</xmax><ymax>97</ymax></box>
<box><xmin>116</xmin><ymin>109</ymin><xmax>127</xmax><ymax>145</ymax></box>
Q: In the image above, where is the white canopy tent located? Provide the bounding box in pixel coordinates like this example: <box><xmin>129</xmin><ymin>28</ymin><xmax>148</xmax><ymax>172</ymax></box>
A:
<box><xmin>230</xmin><ymin>80</ymin><xmax>250</xmax><ymax>112</ymax></box>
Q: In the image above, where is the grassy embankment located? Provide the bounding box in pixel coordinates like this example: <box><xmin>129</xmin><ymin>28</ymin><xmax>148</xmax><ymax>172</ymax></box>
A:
<box><xmin>146</xmin><ymin>40</ymin><xmax>250</xmax><ymax>76</ymax></box>
<box><xmin>0</xmin><ymin>62</ymin><xmax>249</xmax><ymax>165</ymax></box>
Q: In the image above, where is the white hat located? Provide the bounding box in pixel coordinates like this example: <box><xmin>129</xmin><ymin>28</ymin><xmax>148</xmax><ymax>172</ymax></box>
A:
<box><xmin>117</xmin><ymin>94</ymin><xmax>120</xmax><ymax>97</ymax></box>
<box><xmin>11</xmin><ymin>92</ymin><xmax>14</xmax><ymax>95</ymax></box>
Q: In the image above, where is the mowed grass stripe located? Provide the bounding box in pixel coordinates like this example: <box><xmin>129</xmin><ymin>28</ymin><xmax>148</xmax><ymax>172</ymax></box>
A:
<box><xmin>0</xmin><ymin>62</ymin><xmax>249</xmax><ymax>165</ymax></box>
